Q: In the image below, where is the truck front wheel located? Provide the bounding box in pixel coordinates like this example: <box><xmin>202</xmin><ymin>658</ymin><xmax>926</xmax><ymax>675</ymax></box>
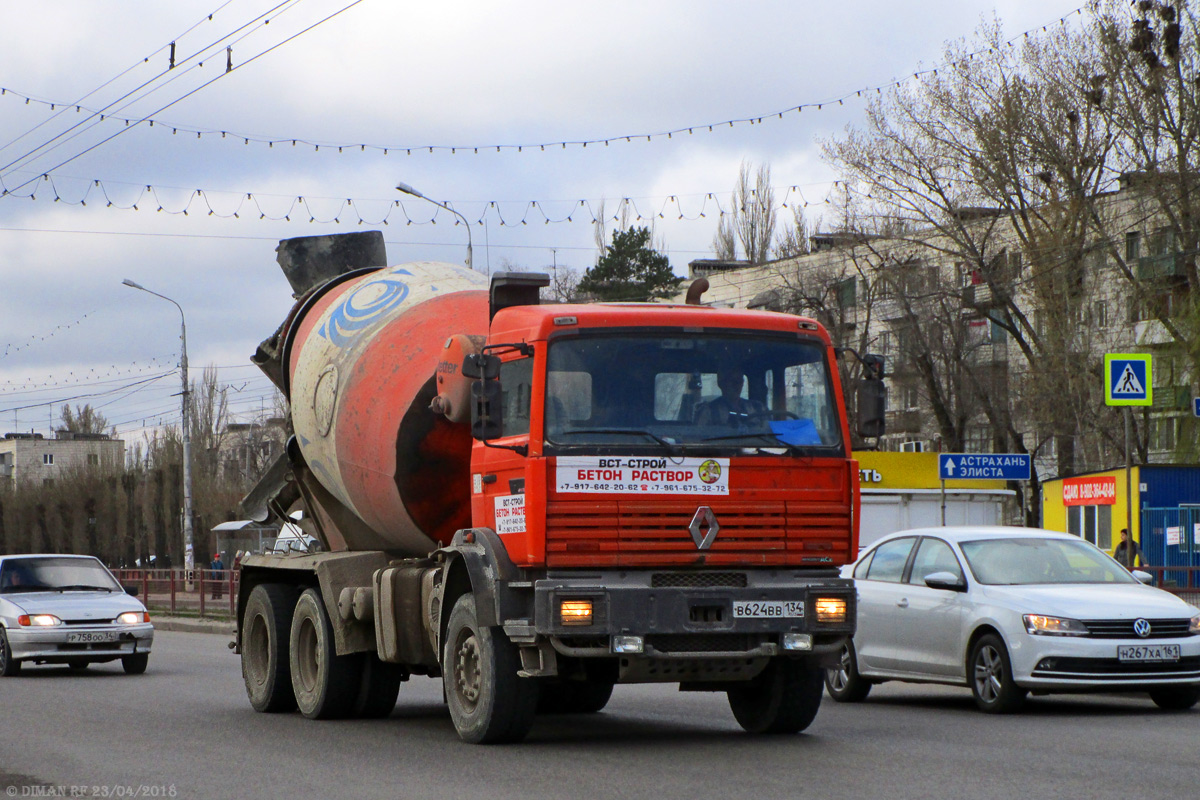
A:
<box><xmin>727</xmin><ymin>657</ymin><xmax>823</xmax><ymax>734</ymax></box>
<box><xmin>443</xmin><ymin>594</ymin><xmax>539</xmax><ymax>743</ymax></box>
<box><xmin>290</xmin><ymin>588</ymin><xmax>364</xmax><ymax>719</ymax></box>
<box><xmin>242</xmin><ymin>583</ymin><xmax>299</xmax><ymax>712</ymax></box>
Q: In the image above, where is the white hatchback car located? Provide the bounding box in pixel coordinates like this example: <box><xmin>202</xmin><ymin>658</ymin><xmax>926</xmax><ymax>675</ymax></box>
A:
<box><xmin>827</xmin><ymin>527</ymin><xmax>1200</xmax><ymax>713</ymax></box>
<box><xmin>0</xmin><ymin>554</ymin><xmax>154</xmax><ymax>676</ymax></box>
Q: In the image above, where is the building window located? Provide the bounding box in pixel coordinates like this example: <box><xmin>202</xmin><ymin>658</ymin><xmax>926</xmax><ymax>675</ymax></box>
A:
<box><xmin>1125</xmin><ymin>231</ymin><xmax>1141</xmax><ymax>261</ymax></box>
<box><xmin>834</xmin><ymin>277</ymin><xmax>856</xmax><ymax>308</ymax></box>
<box><xmin>902</xmin><ymin>384</ymin><xmax>920</xmax><ymax>410</ymax></box>
<box><xmin>1091</xmin><ymin>301</ymin><xmax>1108</xmax><ymax>328</ymax></box>
<box><xmin>42</xmin><ymin>453</ymin><xmax>54</xmax><ymax>466</ymax></box>
<box><xmin>965</xmin><ymin>426</ymin><xmax>993</xmax><ymax>453</ymax></box>
<box><xmin>1150</xmin><ymin>417</ymin><xmax>1178</xmax><ymax>451</ymax></box>
<box><xmin>87</xmin><ymin>453</ymin><xmax>99</xmax><ymax>466</ymax></box>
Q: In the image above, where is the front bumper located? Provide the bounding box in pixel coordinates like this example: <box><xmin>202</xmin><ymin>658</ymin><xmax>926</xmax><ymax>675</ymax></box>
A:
<box><xmin>7</xmin><ymin>623</ymin><xmax>154</xmax><ymax>663</ymax></box>
<box><xmin>1010</xmin><ymin>633</ymin><xmax>1200</xmax><ymax>690</ymax></box>
<box><xmin>524</xmin><ymin>570</ymin><xmax>855</xmax><ymax>660</ymax></box>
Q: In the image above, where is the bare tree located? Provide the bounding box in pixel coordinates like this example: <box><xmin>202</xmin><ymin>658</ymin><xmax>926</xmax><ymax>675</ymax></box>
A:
<box><xmin>59</xmin><ymin>403</ymin><xmax>109</xmax><ymax>434</ymax></box>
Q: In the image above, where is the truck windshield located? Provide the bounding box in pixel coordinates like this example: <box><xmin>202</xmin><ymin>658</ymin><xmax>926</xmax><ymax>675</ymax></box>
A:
<box><xmin>544</xmin><ymin>331</ymin><xmax>843</xmax><ymax>454</ymax></box>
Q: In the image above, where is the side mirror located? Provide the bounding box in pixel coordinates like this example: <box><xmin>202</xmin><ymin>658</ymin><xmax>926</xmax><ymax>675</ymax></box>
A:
<box><xmin>857</xmin><ymin>377</ymin><xmax>886</xmax><ymax>438</ymax></box>
<box><xmin>923</xmin><ymin>571</ymin><xmax>966</xmax><ymax>592</ymax></box>
<box><xmin>471</xmin><ymin>378</ymin><xmax>504</xmax><ymax>440</ymax></box>
<box><xmin>124</xmin><ymin>585</ymin><xmax>140</xmax><ymax>597</ymax></box>
<box><xmin>462</xmin><ymin>353</ymin><xmax>500</xmax><ymax>380</ymax></box>
<box><xmin>1132</xmin><ymin>569</ymin><xmax>1154</xmax><ymax>586</ymax></box>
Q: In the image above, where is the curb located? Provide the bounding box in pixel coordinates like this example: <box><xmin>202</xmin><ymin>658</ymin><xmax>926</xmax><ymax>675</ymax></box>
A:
<box><xmin>152</xmin><ymin>616</ymin><xmax>235</xmax><ymax>636</ymax></box>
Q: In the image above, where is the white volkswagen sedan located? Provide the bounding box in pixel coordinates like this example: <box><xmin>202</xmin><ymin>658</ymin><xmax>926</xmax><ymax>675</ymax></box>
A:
<box><xmin>826</xmin><ymin>527</ymin><xmax>1200</xmax><ymax>713</ymax></box>
<box><xmin>0</xmin><ymin>554</ymin><xmax>154</xmax><ymax>676</ymax></box>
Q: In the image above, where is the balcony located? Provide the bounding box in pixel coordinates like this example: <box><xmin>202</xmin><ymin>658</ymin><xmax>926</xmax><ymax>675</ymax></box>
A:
<box><xmin>1137</xmin><ymin>252</ymin><xmax>1187</xmax><ymax>281</ymax></box>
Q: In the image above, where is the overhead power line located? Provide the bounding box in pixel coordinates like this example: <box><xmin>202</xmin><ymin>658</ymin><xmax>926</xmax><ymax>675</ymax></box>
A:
<box><xmin>0</xmin><ymin>6</ymin><xmax>1088</xmax><ymax>159</ymax></box>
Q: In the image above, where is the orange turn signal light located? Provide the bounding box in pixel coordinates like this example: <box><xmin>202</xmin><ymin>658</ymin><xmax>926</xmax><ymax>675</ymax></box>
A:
<box><xmin>560</xmin><ymin>599</ymin><xmax>594</xmax><ymax>626</ymax></box>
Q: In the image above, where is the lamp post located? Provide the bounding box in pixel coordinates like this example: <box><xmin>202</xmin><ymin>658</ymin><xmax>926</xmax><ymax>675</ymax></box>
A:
<box><xmin>122</xmin><ymin>279</ymin><xmax>194</xmax><ymax>579</ymax></box>
<box><xmin>396</xmin><ymin>181</ymin><xmax>473</xmax><ymax>271</ymax></box>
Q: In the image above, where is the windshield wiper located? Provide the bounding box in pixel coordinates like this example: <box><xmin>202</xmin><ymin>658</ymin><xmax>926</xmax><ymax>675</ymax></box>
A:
<box><xmin>552</xmin><ymin>428</ymin><xmax>680</xmax><ymax>456</ymax></box>
<box><xmin>53</xmin><ymin>584</ymin><xmax>116</xmax><ymax>593</ymax></box>
<box><xmin>699</xmin><ymin>432</ymin><xmax>803</xmax><ymax>454</ymax></box>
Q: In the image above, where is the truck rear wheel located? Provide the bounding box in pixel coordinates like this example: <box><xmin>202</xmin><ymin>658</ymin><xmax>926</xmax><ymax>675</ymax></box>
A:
<box><xmin>354</xmin><ymin>655</ymin><xmax>406</xmax><ymax>719</ymax></box>
<box><xmin>727</xmin><ymin>657</ymin><xmax>823</xmax><ymax>734</ymax></box>
<box><xmin>537</xmin><ymin>679</ymin><xmax>615</xmax><ymax>714</ymax></box>
<box><xmin>242</xmin><ymin>583</ymin><xmax>299</xmax><ymax>712</ymax></box>
<box><xmin>443</xmin><ymin>594</ymin><xmax>539</xmax><ymax>743</ymax></box>
<box><xmin>290</xmin><ymin>588</ymin><xmax>363</xmax><ymax>720</ymax></box>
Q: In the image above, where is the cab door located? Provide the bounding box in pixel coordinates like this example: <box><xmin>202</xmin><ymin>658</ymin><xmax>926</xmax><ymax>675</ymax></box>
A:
<box><xmin>471</xmin><ymin>355</ymin><xmax>533</xmax><ymax>561</ymax></box>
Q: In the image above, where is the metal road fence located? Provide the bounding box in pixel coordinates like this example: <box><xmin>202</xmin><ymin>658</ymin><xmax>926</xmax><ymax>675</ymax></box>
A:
<box><xmin>113</xmin><ymin>569</ymin><xmax>238</xmax><ymax>619</ymax></box>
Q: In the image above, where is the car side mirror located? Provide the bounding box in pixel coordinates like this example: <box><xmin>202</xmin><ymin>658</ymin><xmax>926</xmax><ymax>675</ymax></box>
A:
<box><xmin>1131</xmin><ymin>570</ymin><xmax>1154</xmax><ymax>586</ymax></box>
<box><xmin>923</xmin><ymin>571</ymin><xmax>966</xmax><ymax>592</ymax></box>
<box><xmin>124</xmin><ymin>585</ymin><xmax>140</xmax><ymax>597</ymax></box>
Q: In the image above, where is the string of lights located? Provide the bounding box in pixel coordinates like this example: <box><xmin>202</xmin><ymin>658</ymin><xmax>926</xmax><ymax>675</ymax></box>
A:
<box><xmin>0</xmin><ymin>175</ymin><xmax>841</xmax><ymax>224</ymax></box>
<box><xmin>0</xmin><ymin>0</ymin><xmax>365</xmax><ymax>197</ymax></box>
<box><xmin>0</xmin><ymin>358</ymin><xmax>179</xmax><ymax>394</ymax></box>
<box><xmin>0</xmin><ymin>7</ymin><xmax>1086</xmax><ymax>158</ymax></box>
<box><xmin>0</xmin><ymin>371</ymin><xmax>175</xmax><ymax>415</ymax></box>
<box><xmin>1</xmin><ymin>306</ymin><xmax>104</xmax><ymax>360</ymax></box>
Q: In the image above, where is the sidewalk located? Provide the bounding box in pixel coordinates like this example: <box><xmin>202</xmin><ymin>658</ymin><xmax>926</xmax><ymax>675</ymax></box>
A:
<box><xmin>151</xmin><ymin>614</ymin><xmax>235</xmax><ymax>636</ymax></box>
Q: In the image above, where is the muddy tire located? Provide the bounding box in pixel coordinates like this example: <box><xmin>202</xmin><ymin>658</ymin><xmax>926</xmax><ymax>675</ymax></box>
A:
<box><xmin>537</xmin><ymin>679</ymin><xmax>615</xmax><ymax>714</ymax></box>
<box><xmin>825</xmin><ymin>640</ymin><xmax>871</xmax><ymax>702</ymax></box>
<box><xmin>728</xmin><ymin>657</ymin><xmax>823</xmax><ymax>734</ymax></box>
<box><xmin>242</xmin><ymin>583</ymin><xmax>299</xmax><ymax>712</ymax></box>
<box><xmin>354</xmin><ymin>655</ymin><xmax>406</xmax><ymax>719</ymax></box>
<box><xmin>0</xmin><ymin>628</ymin><xmax>21</xmax><ymax>677</ymax></box>
<box><xmin>443</xmin><ymin>595</ymin><xmax>539</xmax><ymax>743</ymax></box>
<box><xmin>289</xmin><ymin>588</ymin><xmax>363</xmax><ymax>720</ymax></box>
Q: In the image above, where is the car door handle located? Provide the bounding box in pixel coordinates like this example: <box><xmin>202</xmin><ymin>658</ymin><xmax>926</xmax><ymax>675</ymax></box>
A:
<box><xmin>896</xmin><ymin>599</ymin><xmax>909</xmax><ymax>608</ymax></box>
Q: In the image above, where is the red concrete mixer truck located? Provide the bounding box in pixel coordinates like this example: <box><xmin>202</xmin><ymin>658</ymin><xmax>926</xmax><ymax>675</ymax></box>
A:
<box><xmin>235</xmin><ymin>231</ymin><xmax>885</xmax><ymax>743</ymax></box>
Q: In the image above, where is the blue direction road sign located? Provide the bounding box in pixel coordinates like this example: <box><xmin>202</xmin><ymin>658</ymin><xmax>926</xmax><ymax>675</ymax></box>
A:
<box><xmin>938</xmin><ymin>453</ymin><xmax>1031</xmax><ymax>481</ymax></box>
<box><xmin>1194</xmin><ymin>397</ymin><xmax>1200</xmax><ymax>418</ymax></box>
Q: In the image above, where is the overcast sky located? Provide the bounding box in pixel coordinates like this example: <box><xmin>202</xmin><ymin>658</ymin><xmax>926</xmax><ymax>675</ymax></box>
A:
<box><xmin>0</xmin><ymin>0</ymin><xmax>1087</xmax><ymax>442</ymax></box>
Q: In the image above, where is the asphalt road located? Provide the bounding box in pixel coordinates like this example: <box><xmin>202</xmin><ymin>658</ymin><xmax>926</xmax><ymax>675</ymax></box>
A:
<box><xmin>2</xmin><ymin>630</ymin><xmax>1197</xmax><ymax>800</ymax></box>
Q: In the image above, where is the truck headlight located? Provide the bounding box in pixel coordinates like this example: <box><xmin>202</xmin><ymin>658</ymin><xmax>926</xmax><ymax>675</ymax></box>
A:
<box><xmin>1023</xmin><ymin>614</ymin><xmax>1088</xmax><ymax>636</ymax></box>
<box><xmin>815</xmin><ymin>598</ymin><xmax>847</xmax><ymax>624</ymax></box>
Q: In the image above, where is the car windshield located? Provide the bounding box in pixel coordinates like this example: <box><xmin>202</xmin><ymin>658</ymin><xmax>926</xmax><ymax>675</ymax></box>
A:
<box><xmin>0</xmin><ymin>556</ymin><xmax>123</xmax><ymax>594</ymax></box>
<box><xmin>959</xmin><ymin>537</ymin><xmax>1137</xmax><ymax>585</ymax></box>
<box><xmin>543</xmin><ymin>330</ymin><xmax>843</xmax><ymax>454</ymax></box>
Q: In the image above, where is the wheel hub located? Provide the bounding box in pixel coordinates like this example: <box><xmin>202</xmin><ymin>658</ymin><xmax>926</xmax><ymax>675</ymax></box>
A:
<box><xmin>455</xmin><ymin>635</ymin><xmax>482</xmax><ymax>707</ymax></box>
<box><xmin>975</xmin><ymin>645</ymin><xmax>1002</xmax><ymax>702</ymax></box>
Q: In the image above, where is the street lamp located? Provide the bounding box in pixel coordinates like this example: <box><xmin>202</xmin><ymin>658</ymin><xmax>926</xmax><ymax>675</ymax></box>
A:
<box><xmin>122</xmin><ymin>279</ymin><xmax>194</xmax><ymax>578</ymax></box>
<box><xmin>396</xmin><ymin>181</ymin><xmax>473</xmax><ymax>271</ymax></box>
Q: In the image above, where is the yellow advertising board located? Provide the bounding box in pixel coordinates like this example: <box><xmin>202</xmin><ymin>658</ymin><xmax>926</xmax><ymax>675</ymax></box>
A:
<box><xmin>853</xmin><ymin>452</ymin><xmax>1007</xmax><ymax>491</ymax></box>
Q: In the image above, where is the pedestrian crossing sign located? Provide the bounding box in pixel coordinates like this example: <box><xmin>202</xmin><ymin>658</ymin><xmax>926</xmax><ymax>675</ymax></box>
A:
<box><xmin>1104</xmin><ymin>353</ymin><xmax>1152</xmax><ymax>406</ymax></box>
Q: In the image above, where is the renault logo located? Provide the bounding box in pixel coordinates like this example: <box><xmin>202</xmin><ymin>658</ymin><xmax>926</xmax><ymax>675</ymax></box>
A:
<box><xmin>1133</xmin><ymin>618</ymin><xmax>1152</xmax><ymax>638</ymax></box>
<box><xmin>689</xmin><ymin>506</ymin><xmax>719</xmax><ymax>550</ymax></box>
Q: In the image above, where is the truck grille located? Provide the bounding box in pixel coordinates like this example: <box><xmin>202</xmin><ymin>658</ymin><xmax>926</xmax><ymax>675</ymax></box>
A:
<box><xmin>545</xmin><ymin>500</ymin><xmax>850</xmax><ymax>568</ymax></box>
<box><xmin>651</xmin><ymin>572</ymin><xmax>747</xmax><ymax>588</ymax></box>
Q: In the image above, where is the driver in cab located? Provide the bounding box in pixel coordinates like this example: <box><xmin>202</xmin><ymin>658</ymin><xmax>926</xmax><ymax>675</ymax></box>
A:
<box><xmin>694</xmin><ymin>366</ymin><xmax>765</xmax><ymax>426</ymax></box>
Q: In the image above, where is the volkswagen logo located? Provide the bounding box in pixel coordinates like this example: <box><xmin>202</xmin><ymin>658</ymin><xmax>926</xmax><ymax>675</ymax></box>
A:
<box><xmin>1133</xmin><ymin>618</ymin><xmax>1152</xmax><ymax>638</ymax></box>
<box><xmin>688</xmin><ymin>506</ymin><xmax>720</xmax><ymax>550</ymax></box>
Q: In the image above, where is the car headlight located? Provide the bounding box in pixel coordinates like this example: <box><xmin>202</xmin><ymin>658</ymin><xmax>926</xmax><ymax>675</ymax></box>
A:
<box><xmin>116</xmin><ymin>611</ymin><xmax>150</xmax><ymax>625</ymax></box>
<box><xmin>18</xmin><ymin>614</ymin><xmax>63</xmax><ymax>627</ymax></box>
<box><xmin>1190</xmin><ymin>614</ymin><xmax>1200</xmax><ymax>635</ymax></box>
<box><xmin>1023</xmin><ymin>614</ymin><xmax>1088</xmax><ymax>636</ymax></box>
